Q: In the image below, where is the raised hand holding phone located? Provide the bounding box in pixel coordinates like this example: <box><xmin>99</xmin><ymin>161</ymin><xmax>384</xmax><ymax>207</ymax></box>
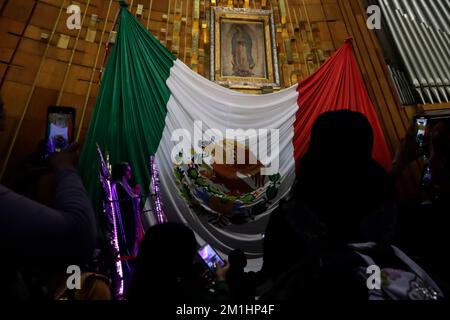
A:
<box><xmin>48</xmin><ymin>143</ymin><xmax>80</xmax><ymax>171</ymax></box>
<box><xmin>392</xmin><ymin>121</ymin><xmax>420</xmax><ymax>178</ymax></box>
<box><xmin>392</xmin><ymin>115</ymin><xmax>432</xmax><ymax>178</ymax></box>
<box><xmin>415</xmin><ymin>115</ymin><xmax>430</xmax><ymax>152</ymax></box>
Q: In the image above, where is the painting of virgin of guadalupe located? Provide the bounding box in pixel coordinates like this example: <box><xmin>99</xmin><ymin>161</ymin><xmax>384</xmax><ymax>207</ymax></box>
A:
<box><xmin>221</xmin><ymin>22</ymin><xmax>266</xmax><ymax>78</ymax></box>
<box><xmin>211</xmin><ymin>7</ymin><xmax>280</xmax><ymax>90</ymax></box>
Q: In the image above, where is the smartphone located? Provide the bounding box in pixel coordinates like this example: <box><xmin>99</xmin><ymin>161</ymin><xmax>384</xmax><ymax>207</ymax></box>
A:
<box><xmin>414</xmin><ymin>115</ymin><xmax>430</xmax><ymax>148</ymax></box>
<box><xmin>45</xmin><ymin>106</ymin><xmax>76</xmax><ymax>158</ymax></box>
<box><xmin>197</xmin><ymin>244</ymin><xmax>225</xmax><ymax>271</ymax></box>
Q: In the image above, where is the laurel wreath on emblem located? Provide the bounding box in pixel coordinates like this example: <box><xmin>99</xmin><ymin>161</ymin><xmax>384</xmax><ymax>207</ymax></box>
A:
<box><xmin>173</xmin><ymin>144</ymin><xmax>281</xmax><ymax>227</ymax></box>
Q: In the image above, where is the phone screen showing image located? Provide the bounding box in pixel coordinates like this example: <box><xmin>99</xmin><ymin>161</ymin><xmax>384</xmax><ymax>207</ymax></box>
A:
<box><xmin>45</xmin><ymin>107</ymin><xmax>75</xmax><ymax>158</ymax></box>
<box><xmin>198</xmin><ymin>244</ymin><xmax>225</xmax><ymax>271</ymax></box>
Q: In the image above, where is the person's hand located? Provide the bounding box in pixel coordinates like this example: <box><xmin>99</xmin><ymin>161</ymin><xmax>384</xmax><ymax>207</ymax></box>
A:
<box><xmin>392</xmin><ymin>124</ymin><xmax>420</xmax><ymax>176</ymax></box>
<box><xmin>402</xmin><ymin>124</ymin><xmax>421</xmax><ymax>162</ymax></box>
<box><xmin>48</xmin><ymin>143</ymin><xmax>80</xmax><ymax>171</ymax></box>
<box><xmin>215</xmin><ymin>261</ymin><xmax>230</xmax><ymax>282</ymax></box>
<box><xmin>133</xmin><ymin>184</ymin><xmax>142</xmax><ymax>195</ymax></box>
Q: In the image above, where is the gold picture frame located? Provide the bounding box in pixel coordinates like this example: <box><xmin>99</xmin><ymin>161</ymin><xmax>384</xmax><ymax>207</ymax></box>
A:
<box><xmin>210</xmin><ymin>7</ymin><xmax>280</xmax><ymax>90</ymax></box>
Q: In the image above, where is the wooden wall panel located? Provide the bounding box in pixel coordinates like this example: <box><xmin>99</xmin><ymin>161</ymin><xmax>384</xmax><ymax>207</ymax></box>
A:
<box><xmin>0</xmin><ymin>0</ymin><xmax>6</xmax><ymax>12</ymax></box>
<box><xmin>30</xmin><ymin>2</ymin><xmax>60</xmax><ymax>30</ymax></box>
<box><xmin>0</xmin><ymin>63</ymin><xmax>7</xmax><ymax>82</ymax></box>
<box><xmin>2</xmin><ymin>0</ymin><xmax>34</xmax><ymax>22</ymax></box>
<box><xmin>8</xmin><ymin>52</ymin><xmax>41</xmax><ymax>85</ymax></box>
<box><xmin>0</xmin><ymin>81</ymin><xmax>29</xmax><ymax>167</ymax></box>
<box><xmin>5</xmin><ymin>87</ymin><xmax>59</xmax><ymax>178</ymax></box>
<box><xmin>0</xmin><ymin>32</ymin><xmax>19</xmax><ymax>62</ymax></box>
<box><xmin>17</xmin><ymin>38</ymin><xmax>46</xmax><ymax>57</ymax></box>
<box><xmin>0</xmin><ymin>81</ymin><xmax>31</xmax><ymax>118</ymax></box>
<box><xmin>0</xmin><ymin>17</ymin><xmax>26</xmax><ymax>68</ymax></box>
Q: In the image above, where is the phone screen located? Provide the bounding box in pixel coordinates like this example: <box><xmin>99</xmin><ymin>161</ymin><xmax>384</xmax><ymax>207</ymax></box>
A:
<box><xmin>45</xmin><ymin>107</ymin><xmax>75</xmax><ymax>158</ymax></box>
<box><xmin>198</xmin><ymin>244</ymin><xmax>225</xmax><ymax>271</ymax></box>
<box><xmin>415</xmin><ymin>116</ymin><xmax>429</xmax><ymax>147</ymax></box>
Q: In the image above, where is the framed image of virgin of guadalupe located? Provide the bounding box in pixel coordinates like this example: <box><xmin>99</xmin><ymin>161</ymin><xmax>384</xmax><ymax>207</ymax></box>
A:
<box><xmin>210</xmin><ymin>7</ymin><xmax>280</xmax><ymax>90</ymax></box>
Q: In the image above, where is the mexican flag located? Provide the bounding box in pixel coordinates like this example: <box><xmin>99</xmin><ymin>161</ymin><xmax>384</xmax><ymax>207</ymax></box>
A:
<box><xmin>80</xmin><ymin>4</ymin><xmax>391</xmax><ymax>269</ymax></box>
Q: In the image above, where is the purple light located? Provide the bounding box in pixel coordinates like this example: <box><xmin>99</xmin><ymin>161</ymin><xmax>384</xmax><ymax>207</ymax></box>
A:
<box><xmin>150</xmin><ymin>156</ymin><xmax>167</xmax><ymax>224</ymax></box>
<box><xmin>198</xmin><ymin>246</ymin><xmax>210</xmax><ymax>259</ymax></box>
<box><xmin>97</xmin><ymin>145</ymin><xmax>124</xmax><ymax>299</ymax></box>
<box><xmin>108</xmin><ymin>180</ymin><xmax>125</xmax><ymax>298</ymax></box>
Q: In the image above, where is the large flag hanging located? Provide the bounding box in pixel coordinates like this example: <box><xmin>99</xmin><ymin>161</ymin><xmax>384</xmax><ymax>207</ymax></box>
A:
<box><xmin>80</xmin><ymin>3</ymin><xmax>391</xmax><ymax>269</ymax></box>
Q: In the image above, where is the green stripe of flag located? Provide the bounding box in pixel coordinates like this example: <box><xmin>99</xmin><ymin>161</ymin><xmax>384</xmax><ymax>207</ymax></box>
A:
<box><xmin>79</xmin><ymin>5</ymin><xmax>176</xmax><ymax>222</ymax></box>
